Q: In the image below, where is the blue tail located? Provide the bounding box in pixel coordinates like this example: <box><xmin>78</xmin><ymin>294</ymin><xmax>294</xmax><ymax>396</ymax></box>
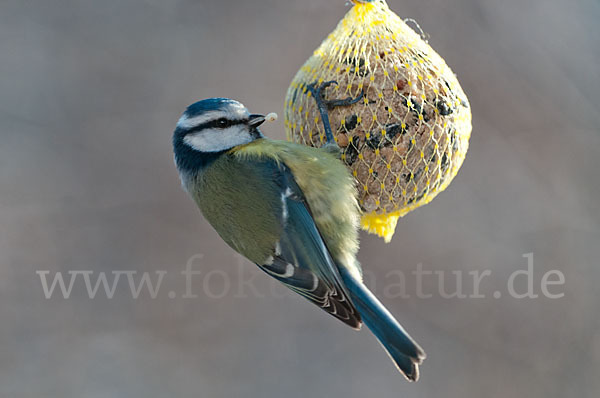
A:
<box><xmin>339</xmin><ymin>268</ymin><xmax>426</xmax><ymax>381</ymax></box>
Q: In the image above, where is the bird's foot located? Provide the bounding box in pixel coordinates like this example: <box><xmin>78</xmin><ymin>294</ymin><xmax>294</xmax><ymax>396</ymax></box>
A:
<box><xmin>306</xmin><ymin>80</ymin><xmax>363</xmax><ymax>144</ymax></box>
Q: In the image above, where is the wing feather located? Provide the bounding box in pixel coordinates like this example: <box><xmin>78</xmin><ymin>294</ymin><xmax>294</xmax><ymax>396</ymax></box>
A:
<box><xmin>257</xmin><ymin>162</ymin><xmax>361</xmax><ymax>329</ymax></box>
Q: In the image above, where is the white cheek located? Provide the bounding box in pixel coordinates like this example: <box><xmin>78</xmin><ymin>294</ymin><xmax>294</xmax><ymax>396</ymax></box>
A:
<box><xmin>184</xmin><ymin>126</ymin><xmax>253</xmax><ymax>152</ymax></box>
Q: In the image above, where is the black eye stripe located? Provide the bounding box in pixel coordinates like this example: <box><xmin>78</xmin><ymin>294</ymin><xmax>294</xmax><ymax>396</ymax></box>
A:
<box><xmin>186</xmin><ymin>118</ymin><xmax>248</xmax><ymax>134</ymax></box>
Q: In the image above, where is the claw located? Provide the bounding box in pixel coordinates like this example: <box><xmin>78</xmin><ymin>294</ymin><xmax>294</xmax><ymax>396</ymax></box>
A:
<box><xmin>326</xmin><ymin>92</ymin><xmax>364</xmax><ymax>108</ymax></box>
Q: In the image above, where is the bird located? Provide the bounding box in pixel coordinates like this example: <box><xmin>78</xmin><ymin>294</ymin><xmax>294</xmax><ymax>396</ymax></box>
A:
<box><xmin>172</xmin><ymin>97</ymin><xmax>426</xmax><ymax>381</ymax></box>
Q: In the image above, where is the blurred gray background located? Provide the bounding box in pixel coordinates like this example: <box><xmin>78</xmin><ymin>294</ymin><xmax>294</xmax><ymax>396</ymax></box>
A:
<box><xmin>1</xmin><ymin>0</ymin><xmax>599</xmax><ymax>397</ymax></box>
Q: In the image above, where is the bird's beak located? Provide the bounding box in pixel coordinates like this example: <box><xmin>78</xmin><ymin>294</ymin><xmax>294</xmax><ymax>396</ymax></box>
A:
<box><xmin>248</xmin><ymin>114</ymin><xmax>266</xmax><ymax>128</ymax></box>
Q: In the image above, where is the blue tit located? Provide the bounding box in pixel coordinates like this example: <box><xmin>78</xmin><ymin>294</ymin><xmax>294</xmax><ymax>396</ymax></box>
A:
<box><xmin>172</xmin><ymin>98</ymin><xmax>426</xmax><ymax>381</ymax></box>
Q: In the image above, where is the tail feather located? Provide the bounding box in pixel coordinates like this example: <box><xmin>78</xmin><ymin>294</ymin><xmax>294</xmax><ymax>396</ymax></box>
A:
<box><xmin>339</xmin><ymin>268</ymin><xmax>426</xmax><ymax>381</ymax></box>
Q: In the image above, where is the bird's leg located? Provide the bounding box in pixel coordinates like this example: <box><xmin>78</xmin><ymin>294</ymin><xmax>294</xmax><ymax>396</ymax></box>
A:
<box><xmin>306</xmin><ymin>80</ymin><xmax>364</xmax><ymax>145</ymax></box>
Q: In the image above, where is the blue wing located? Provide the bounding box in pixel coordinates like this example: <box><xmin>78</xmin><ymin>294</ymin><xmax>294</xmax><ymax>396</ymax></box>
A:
<box><xmin>257</xmin><ymin>161</ymin><xmax>362</xmax><ymax>329</ymax></box>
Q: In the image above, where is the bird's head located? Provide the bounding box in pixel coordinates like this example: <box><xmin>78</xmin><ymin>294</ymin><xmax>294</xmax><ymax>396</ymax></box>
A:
<box><xmin>173</xmin><ymin>98</ymin><xmax>269</xmax><ymax>173</ymax></box>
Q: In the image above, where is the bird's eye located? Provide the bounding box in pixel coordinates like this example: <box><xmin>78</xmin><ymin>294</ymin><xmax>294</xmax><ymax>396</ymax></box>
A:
<box><xmin>216</xmin><ymin>118</ymin><xmax>229</xmax><ymax>128</ymax></box>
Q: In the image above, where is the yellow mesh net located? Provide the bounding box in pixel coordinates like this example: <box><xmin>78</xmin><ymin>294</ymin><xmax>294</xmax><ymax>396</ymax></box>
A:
<box><xmin>284</xmin><ymin>0</ymin><xmax>472</xmax><ymax>242</ymax></box>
